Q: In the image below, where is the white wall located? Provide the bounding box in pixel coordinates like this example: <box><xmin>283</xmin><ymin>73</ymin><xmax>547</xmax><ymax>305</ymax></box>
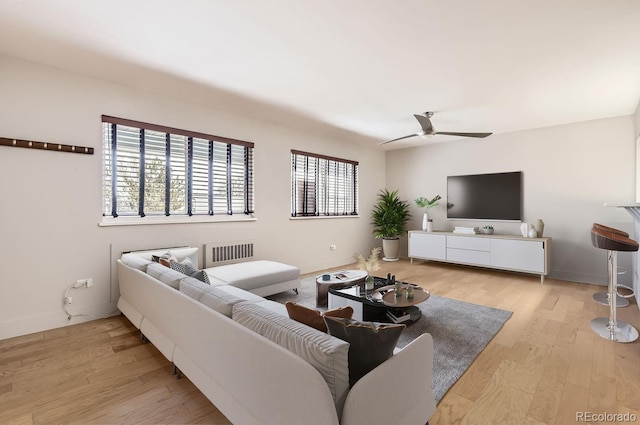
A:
<box><xmin>635</xmin><ymin>101</ymin><xmax>640</xmax><ymax>201</ymax></box>
<box><xmin>0</xmin><ymin>55</ymin><xmax>385</xmax><ymax>339</ymax></box>
<box><xmin>385</xmin><ymin>116</ymin><xmax>637</xmax><ymax>285</ymax></box>
<box><xmin>635</xmin><ymin>101</ymin><xmax>640</xmax><ymax>137</ymax></box>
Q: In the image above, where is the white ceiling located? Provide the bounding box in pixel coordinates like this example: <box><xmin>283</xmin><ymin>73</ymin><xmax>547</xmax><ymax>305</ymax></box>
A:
<box><xmin>1</xmin><ymin>0</ymin><xmax>639</xmax><ymax>149</ymax></box>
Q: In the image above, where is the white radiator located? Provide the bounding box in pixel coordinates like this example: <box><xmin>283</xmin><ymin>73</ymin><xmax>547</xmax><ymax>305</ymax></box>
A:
<box><xmin>205</xmin><ymin>240</ymin><xmax>255</xmax><ymax>268</ymax></box>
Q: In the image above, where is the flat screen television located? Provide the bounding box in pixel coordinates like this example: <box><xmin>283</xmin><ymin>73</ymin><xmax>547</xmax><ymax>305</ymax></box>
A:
<box><xmin>447</xmin><ymin>171</ymin><xmax>522</xmax><ymax>221</ymax></box>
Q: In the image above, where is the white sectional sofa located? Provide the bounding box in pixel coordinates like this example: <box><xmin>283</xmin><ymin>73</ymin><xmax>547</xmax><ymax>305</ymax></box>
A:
<box><xmin>116</xmin><ymin>247</ymin><xmax>436</xmax><ymax>425</ymax></box>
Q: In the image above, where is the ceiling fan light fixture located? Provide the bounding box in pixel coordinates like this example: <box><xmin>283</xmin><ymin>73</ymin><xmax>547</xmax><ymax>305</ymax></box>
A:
<box><xmin>379</xmin><ymin>112</ymin><xmax>492</xmax><ymax>145</ymax></box>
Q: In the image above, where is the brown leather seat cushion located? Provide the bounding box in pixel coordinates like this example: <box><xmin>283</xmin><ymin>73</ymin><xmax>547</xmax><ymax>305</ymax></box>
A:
<box><xmin>591</xmin><ymin>227</ymin><xmax>639</xmax><ymax>252</ymax></box>
<box><xmin>592</xmin><ymin>223</ymin><xmax>629</xmax><ymax>238</ymax></box>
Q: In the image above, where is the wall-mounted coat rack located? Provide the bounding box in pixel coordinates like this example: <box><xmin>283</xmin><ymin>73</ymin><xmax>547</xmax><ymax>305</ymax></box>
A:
<box><xmin>0</xmin><ymin>137</ymin><xmax>94</xmax><ymax>155</ymax></box>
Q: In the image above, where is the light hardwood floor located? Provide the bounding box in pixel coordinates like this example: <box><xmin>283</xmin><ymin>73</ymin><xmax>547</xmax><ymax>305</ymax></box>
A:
<box><xmin>1</xmin><ymin>259</ymin><xmax>639</xmax><ymax>424</ymax></box>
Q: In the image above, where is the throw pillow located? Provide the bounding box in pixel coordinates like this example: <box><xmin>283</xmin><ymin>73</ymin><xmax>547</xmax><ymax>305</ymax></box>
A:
<box><xmin>323</xmin><ymin>306</ymin><xmax>355</xmax><ymax>321</ymax></box>
<box><xmin>170</xmin><ymin>259</ymin><xmax>210</xmax><ymax>284</ymax></box>
<box><xmin>152</xmin><ymin>252</ymin><xmax>177</xmax><ymax>267</ymax></box>
<box><xmin>285</xmin><ymin>302</ymin><xmax>354</xmax><ymax>333</ymax></box>
<box><xmin>188</xmin><ymin>269</ymin><xmax>211</xmax><ymax>284</ymax></box>
<box><xmin>159</xmin><ymin>254</ymin><xmax>177</xmax><ymax>267</ymax></box>
<box><xmin>324</xmin><ymin>316</ymin><xmax>405</xmax><ymax>386</ymax></box>
<box><xmin>169</xmin><ymin>258</ymin><xmax>192</xmax><ymax>275</ymax></box>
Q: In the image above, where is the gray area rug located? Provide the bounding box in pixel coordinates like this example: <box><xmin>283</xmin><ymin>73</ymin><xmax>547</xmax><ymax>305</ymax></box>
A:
<box><xmin>267</xmin><ymin>276</ymin><xmax>512</xmax><ymax>403</ymax></box>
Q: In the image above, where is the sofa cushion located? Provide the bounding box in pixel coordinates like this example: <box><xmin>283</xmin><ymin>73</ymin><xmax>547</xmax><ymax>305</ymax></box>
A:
<box><xmin>214</xmin><ymin>285</ymin><xmax>265</xmax><ymax>303</ymax></box>
<box><xmin>324</xmin><ymin>317</ymin><xmax>405</xmax><ymax>387</ymax></box>
<box><xmin>146</xmin><ymin>263</ymin><xmax>186</xmax><ymax>289</ymax></box>
<box><xmin>178</xmin><ymin>278</ymin><xmax>245</xmax><ymax>317</ymax></box>
<box><xmin>179</xmin><ymin>276</ymin><xmax>214</xmax><ymax>301</ymax></box>
<box><xmin>206</xmin><ymin>260</ymin><xmax>299</xmax><ymax>291</ymax></box>
<box><xmin>232</xmin><ymin>302</ymin><xmax>349</xmax><ymax>410</ymax></box>
<box><xmin>253</xmin><ymin>299</ymin><xmax>288</xmax><ymax>316</ymax></box>
<box><xmin>285</xmin><ymin>302</ymin><xmax>354</xmax><ymax>333</ymax></box>
<box><xmin>120</xmin><ymin>253</ymin><xmax>153</xmax><ymax>271</ymax></box>
<box><xmin>199</xmin><ymin>288</ymin><xmax>246</xmax><ymax>317</ymax></box>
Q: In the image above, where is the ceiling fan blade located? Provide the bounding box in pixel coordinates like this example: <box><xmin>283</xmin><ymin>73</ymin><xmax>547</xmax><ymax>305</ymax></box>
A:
<box><xmin>434</xmin><ymin>131</ymin><xmax>492</xmax><ymax>138</ymax></box>
<box><xmin>378</xmin><ymin>133</ymin><xmax>421</xmax><ymax>145</ymax></box>
<box><xmin>413</xmin><ymin>114</ymin><xmax>434</xmax><ymax>133</ymax></box>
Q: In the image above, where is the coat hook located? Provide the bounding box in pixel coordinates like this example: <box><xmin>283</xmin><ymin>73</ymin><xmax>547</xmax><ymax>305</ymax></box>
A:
<box><xmin>1</xmin><ymin>137</ymin><xmax>93</xmax><ymax>155</ymax></box>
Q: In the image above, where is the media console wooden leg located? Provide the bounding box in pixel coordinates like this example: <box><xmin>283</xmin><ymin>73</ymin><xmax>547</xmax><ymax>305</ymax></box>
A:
<box><xmin>540</xmin><ymin>275</ymin><xmax>545</xmax><ymax>284</ymax></box>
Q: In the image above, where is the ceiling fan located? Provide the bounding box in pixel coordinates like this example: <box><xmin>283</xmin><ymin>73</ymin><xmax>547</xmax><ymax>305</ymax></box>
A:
<box><xmin>379</xmin><ymin>112</ymin><xmax>492</xmax><ymax>145</ymax></box>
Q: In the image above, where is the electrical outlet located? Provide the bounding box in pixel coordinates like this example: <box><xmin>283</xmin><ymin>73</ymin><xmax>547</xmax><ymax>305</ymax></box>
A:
<box><xmin>75</xmin><ymin>278</ymin><xmax>93</xmax><ymax>288</ymax></box>
<box><xmin>330</xmin><ymin>244</ymin><xmax>337</xmax><ymax>251</ymax></box>
<box><xmin>64</xmin><ymin>296</ymin><xmax>72</xmax><ymax>305</ymax></box>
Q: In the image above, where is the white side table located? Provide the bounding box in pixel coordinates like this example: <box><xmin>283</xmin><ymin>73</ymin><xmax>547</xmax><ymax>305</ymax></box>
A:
<box><xmin>315</xmin><ymin>270</ymin><xmax>367</xmax><ymax>308</ymax></box>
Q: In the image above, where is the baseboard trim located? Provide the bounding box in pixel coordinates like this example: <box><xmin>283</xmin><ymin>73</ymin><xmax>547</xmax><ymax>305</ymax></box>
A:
<box><xmin>548</xmin><ymin>270</ymin><xmax>632</xmax><ymax>287</ymax></box>
<box><xmin>0</xmin><ymin>302</ymin><xmax>119</xmax><ymax>341</ymax></box>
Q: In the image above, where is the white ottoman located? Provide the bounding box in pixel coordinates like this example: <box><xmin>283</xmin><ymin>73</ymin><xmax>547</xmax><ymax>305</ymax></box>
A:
<box><xmin>205</xmin><ymin>260</ymin><xmax>300</xmax><ymax>297</ymax></box>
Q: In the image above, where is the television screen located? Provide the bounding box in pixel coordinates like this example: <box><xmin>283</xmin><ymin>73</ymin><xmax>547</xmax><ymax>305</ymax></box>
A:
<box><xmin>447</xmin><ymin>171</ymin><xmax>522</xmax><ymax>221</ymax></box>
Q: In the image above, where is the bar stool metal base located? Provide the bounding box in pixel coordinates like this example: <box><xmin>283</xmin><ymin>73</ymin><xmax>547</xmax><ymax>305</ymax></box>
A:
<box><xmin>591</xmin><ymin>317</ymin><xmax>639</xmax><ymax>343</ymax></box>
<box><xmin>592</xmin><ymin>291</ymin><xmax>630</xmax><ymax>307</ymax></box>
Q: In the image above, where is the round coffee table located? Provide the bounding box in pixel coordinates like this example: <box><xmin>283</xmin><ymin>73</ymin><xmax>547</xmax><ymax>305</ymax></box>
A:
<box><xmin>371</xmin><ymin>284</ymin><xmax>430</xmax><ymax>323</ymax></box>
<box><xmin>372</xmin><ymin>284</ymin><xmax>430</xmax><ymax>306</ymax></box>
<box><xmin>316</xmin><ymin>270</ymin><xmax>367</xmax><ymax>307</ymax></box>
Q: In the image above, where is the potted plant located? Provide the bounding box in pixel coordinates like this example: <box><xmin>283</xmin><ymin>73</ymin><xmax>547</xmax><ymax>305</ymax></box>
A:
<box><xmin>414</xmin><ymin>195</ymin><xmax>441</xmax><ymax>232</ymax></box>
<box><xmin>482</xmin><ymin>225</ymin><xmax>494</xmax><ymax>234</ymax></box>
<box><xmin>372</xmin><ymin>189</ymin><xmax>411</xmax><ymax>261</ymax></box>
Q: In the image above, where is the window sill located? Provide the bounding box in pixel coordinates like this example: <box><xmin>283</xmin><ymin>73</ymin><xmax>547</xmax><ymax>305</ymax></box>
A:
<box><xmin>99</xmin><ymin>214</ymin><xmax>257</xmax><ymax>227</ymax></box>
<box><xmin>290</xmin><ymin>215</ymin><xmax>360</xmax><ymax>221</ymax></box>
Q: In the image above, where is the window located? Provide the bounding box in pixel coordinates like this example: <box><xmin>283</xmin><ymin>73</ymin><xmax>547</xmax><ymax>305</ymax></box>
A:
<box><xmin>102</xmin><ymin>115</ymin><xmax>254</xmax><ymax>220</ymax></box>
<box><xmin>291</xmin><ymin>150</ymin><xmax>358</xmax><ymax>217</ymax></box>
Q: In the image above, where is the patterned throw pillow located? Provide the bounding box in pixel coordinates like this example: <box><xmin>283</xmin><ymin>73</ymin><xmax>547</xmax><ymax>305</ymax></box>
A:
<box><xmin>170</xmin><ymin>259</ymin><xmax>210</xmax><ymax>284</ymax></box>
<box><xmin>188</xmin><ymin>269</ymin><xmax>211</xmax><ymax>284</ymax></box>
<box><xmin>324</xmin><ymin>316</ymin><xmax>405</xmax><ymax>386</ymax></box>
<box><xmin>285</xmin><ymin>302</ymin><xmax>353</xmax><ymax>333</ymax></box>
<box><xmin>169</xmin><ymin>258</ymin><xmax>191</xmax><ymax>274</ymax></box>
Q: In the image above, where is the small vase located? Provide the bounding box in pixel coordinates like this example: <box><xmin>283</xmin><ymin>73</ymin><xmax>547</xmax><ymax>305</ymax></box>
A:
<box><xmin>426</xmin><ymin>219</ymin><xmax>433</xmax><ymax>232</ymax></box>
<box><xmin>394</xmin><ymin>281</ymin><xmax>402</xmax><ymax>297</ymax></box>
<box><xmin>421</xmin><ymin>212</ymin><xmax>428</xmax><ymax>231</ymax></box>
<box><xmin>520</xmin><ymin>223</ymin><xmax>531</xmax><ymax>237</ymax></box>
<box><xmin>533</xmin><ymin>219</ymin><xmax>544</xmax><ymax>237</ymax></box>
<box><xmin>528</xmin><ymin>228</ymin><xmax>537</xmax><ymax>238</ymax></box>
<box><xmin>365</xmin><ymin>275</ymin><xmax>375</xmax><ymax>291</ymax></box>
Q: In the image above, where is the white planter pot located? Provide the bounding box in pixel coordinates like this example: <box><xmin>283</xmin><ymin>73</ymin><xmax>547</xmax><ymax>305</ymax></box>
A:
<box><xmin>382</xmin><ymin>237</ymin><xmax>400</xmax><ymax>261</ymax></box>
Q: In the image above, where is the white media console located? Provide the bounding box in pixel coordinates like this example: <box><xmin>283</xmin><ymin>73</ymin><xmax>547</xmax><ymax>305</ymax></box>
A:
<box><xmin>408</xmin><ymin>231</ymin><xmax>552</xmax><ymax>283</ymax></box>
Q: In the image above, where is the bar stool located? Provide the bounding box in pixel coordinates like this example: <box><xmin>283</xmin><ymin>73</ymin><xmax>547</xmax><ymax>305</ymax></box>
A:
<box><xmin>590</xmin><ymin>225</ymin><xmax>639</xmax><ymax>343</ymax></box>
<box><xmin>591</xmin><ymin>223</ymin><xmax>631</xmax><ymax>307</ymax></box>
